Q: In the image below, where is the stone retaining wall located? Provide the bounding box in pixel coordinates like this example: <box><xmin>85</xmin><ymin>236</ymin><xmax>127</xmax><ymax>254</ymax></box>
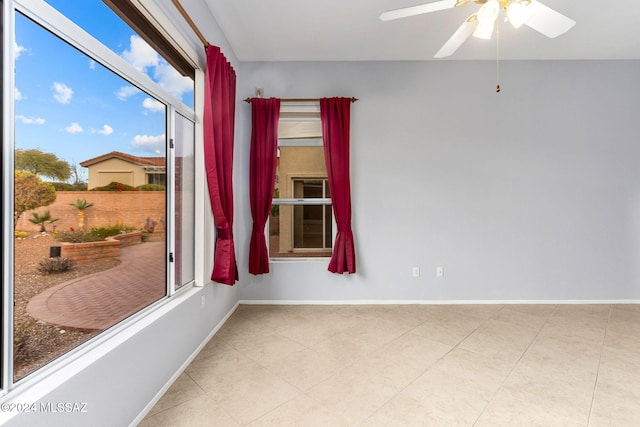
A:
<box><xmin>59</xmin><ymin>231</ymin><xmax>142</xmax><ymax>262</ymax></box>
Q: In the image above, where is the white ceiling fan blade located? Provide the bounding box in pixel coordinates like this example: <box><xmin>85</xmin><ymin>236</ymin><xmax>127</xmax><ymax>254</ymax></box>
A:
<box><xmin>380</xmin><ymin>0</ymin><xmax>457</xmax><ymax>21</ymax></box>
<box><xmin>434</xmin><ymin>15</ymin><xmax>478</xmax><ymax>58</ymax></box>
<box><xmin>524</xmin><ymin>0</ymin><xmax>576</xmax><ymax>38</ymax></box>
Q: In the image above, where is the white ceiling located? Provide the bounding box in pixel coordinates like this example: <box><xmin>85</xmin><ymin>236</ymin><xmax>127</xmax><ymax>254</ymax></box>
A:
<box><xmin>200</xmin><ymin>0</ymin><xmax>640</xmax><ymax>61</ymax></box>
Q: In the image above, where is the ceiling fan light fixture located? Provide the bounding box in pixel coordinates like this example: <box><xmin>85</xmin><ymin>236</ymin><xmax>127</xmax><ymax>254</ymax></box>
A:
<box><xmin>506</xmin><ymin>1</ymin><xmax>532</xmax><ymax>29</ymax></box>
<box><xmin>473</xmin><ymin>0</ymin><xmax>499</xmax><ymax>39</ymax></box>
<box><xmin>473</xmin><ymin>22</ymin><xmax>495</xmax><ymax>39</ymax></box>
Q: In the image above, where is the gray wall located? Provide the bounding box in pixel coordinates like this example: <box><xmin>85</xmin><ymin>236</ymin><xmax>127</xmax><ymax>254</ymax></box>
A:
<box><xmin>237</xmin><ymin>60</ymin><xmax>640</xmax><ymax>301</ymax></box>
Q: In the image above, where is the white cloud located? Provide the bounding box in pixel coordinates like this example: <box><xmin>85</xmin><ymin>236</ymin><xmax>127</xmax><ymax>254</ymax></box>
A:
<box><xmin>94</xmin><ymin>125</ymin><xmax>114</xmax><ymax>136</ymax></box>
<box><xmin>89</xmin><ymin>59</ymin><xmax>96</xmax><ymax>70</ymax></box>
<box><xmin>65</xmin><ymin>122</ymin><xmax>83</xmax><ymax>134</ymax></box>
<box><xmin>154</xmin><ymin>61</ymin><xmax>193</xmax><ymax>99</ymax></box>
<box><xmin>16</xmin><ymin>115</ymin><xmax>45</xmax><ymax>125</ymax></box>
<box><xmin>116</xmin><ymin>85</ymin><xmax>140</xmax><ymax>101</ymax></box>
<box><xmin>132</xmin><ymin>133</ymin><xmax>165</xmax><ymax>153</ymax></box>
<box><xmin>53</xmin><ymin>82</ymin><xmax>73</xmax><ymax>104</ymax></box>
<box><xmin>121</xmin><ymin>35</ymin><xmax>159</xmax><ymax>72</ymax></box>
<box><xmin>14</xmin><ymin>42</ymin><xmax>27</xmax><ymax>61</ymax></box>
<box><xmin>142</xmin><ymin>97</ymin><xmax>165</xmax><ymax>113</ymax></box>
<box><xmin>15</xmin><ymin>87</ymin><xmax>23</xmax><ymax>101</ymax></box>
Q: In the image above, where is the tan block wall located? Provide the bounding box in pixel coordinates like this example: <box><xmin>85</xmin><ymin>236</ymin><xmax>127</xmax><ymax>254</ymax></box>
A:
<box><xmin>15</xmin><ymin>191</ymin><xmax>166</xmax><ymax>233</ymax></box>
<box><xmin>60</xmin><ymin>240</ymin><xmax>121</xmax><ymax>262</ymax></box>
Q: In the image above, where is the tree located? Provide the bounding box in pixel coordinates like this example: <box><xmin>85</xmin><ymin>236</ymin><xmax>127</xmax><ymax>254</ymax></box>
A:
<box><xmin>15</xmin><ymin>148</ymin><xmax>71</xmax><ymax>181</ymax></box>
<box><xmin>28</xmin><ymin>210</ymin><xmax>59</xmax><ymax>232</ymax></box>
<box><xmin>69</xmin><ymin>198</ymin><xmax>94</xmax><ymax>230</ymax></box>
<box><xmin>14</xmin><ymin>170</ymin><xmax>57</xmax><ymax>227</ymax></box>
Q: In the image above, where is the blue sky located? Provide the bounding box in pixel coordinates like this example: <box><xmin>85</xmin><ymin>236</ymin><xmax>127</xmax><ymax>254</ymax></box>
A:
<box><xmin>14</xmin><ymin>0</ymin><xmax>194</xmax><ymax>176</ymax></box>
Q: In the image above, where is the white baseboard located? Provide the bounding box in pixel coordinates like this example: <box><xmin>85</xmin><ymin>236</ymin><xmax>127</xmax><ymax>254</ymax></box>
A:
<box><xmin>239</xmin><ymin>299</ymin><xmax>640</xmax><ymax>305</ymax></box>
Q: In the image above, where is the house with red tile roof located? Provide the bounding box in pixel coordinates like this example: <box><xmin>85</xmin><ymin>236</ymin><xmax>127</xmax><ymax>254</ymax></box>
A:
<box><xmin>80</xmin><ymin>151</ymin><xmax>166</xmax><ymax>189</ymax></box>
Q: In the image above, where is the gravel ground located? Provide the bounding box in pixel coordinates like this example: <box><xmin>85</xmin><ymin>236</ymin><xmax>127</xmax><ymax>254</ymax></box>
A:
<box><xmin>13</xmin><ymin>232</ymin><xmax>120</xmax><ymax>380</ymax></box>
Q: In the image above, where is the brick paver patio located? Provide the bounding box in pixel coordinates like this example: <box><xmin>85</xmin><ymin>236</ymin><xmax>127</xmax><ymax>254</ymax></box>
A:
<box><xmin>27</xmin><ymin>242</ymin><xmax>166</xmax><ymax>330</ymax></box>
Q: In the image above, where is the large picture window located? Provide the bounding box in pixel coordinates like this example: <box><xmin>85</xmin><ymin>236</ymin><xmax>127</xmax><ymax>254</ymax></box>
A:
<box><xmin>6</xmin><ymin>0</ymin><xmax>195</xmax><ymax>385</ymax></box>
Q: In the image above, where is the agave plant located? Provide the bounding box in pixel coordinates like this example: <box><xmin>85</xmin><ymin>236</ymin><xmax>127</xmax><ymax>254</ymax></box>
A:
<box><xmin>28</xmin><ymin>210</ymin><xmax>59</xmax><ymax>232</ymax></box>
<box><xmin>69</xmin><ymin>198</ymin><xmax>94</xmax><ymax>230</ymax></box>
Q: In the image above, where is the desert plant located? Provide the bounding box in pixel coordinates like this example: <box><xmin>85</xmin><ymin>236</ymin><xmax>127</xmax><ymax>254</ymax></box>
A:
<box><xmin>90</xmin><ymin>181</ymin><xmax>137</xmax><ymax>192</ymax></box>
<box><xmin>69</xmin><ymin>198</ymin><xmax>94</xmax><ymax>230</ymax></box>
<box><xmin>136</xmin><ymin>184</ymin><xmax>165</xmax><ymax>191</ymax></box>
<box><xmin>37</xmin><ymin>257</ymin><xmax>75</xmax><ymax>274</ymax></box>
<box><xmin>28</xmin><ymin>210</ymin><xmax>59</xmax><ymax>232</ymax></box>
<box><xmin>143</xmin><ymin>217</ymin><xmax>158</xmax><ymax>233</ymax></box>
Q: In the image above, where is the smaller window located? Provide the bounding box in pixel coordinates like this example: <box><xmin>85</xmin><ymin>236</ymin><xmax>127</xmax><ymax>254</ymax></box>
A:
<box><xmin>269</xmin><ymin>138</ymin><xmax>333</xmax><ymax>259</ymax></box>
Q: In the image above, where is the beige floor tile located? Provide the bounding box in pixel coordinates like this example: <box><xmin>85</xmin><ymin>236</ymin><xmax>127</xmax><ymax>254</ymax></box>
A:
<box><xmin>232</xmin><ymin>332</ymin><xmax>305</xmax><ymax>367</ymax></box>
<box><xmin>410</xmin><ymin>312</ymin><xmax>484</xmax><ymax>346</ymax></box>
<box><xmin>448</xmin><ymin>304</ymin><xmax>504</xmax><ymax>320</ymax></box>
<box><xmin>139</xmin><ymin>394</ymin><xmax>240</xmax><ymax>427</ymax></box>
<box><xmin>248</xmin><ymin>394</ymin><xmax>349</xmax><ymax>427</ymax></box>
<box><xmin>276</xmin><ymin>312</ymin><xmax>364</xmax><ymax>347</ymax></box>
<box><xmin>190</xmin><ymin>335</ymin><xmax>232</xmax><ymax>364</ymax></box>
<box><xmin>609</xmin><ymin>304</ymin><xmax>640</xmax><ymax>324</ymax></box>
<box><xmin>604</xmin><ymin>318</ymin><xmax>640</xmax><ymax>354</ymax></box>
<box><xmin>596</xmin><ymin>347</ymin><xmax>640</xmax><ymax>402</ymax></box>
<box><xmin>264</xmin><ymin>347</ymin><xmax>346</xmax><ymax>391</ymax></box>
<box><xmin>552</xmin><ymin>304</ymin><xmax>611</xmax><ymax>320</ymax></box>
<box><xmin>476</xmin><ymin>388</ymin><xmax>586</xmax><ymax>427</ymax></box>
<box><xmin>541</xmin><ymin>312</ymin><xmax>608</xmax><ymax>345</ymax></box>
<box><xmin>142</xmin><ymin>304</ymin><xmax>640</xmax><ymax>426</ymax></box>
<box><xmin>212</xmin><ymin>368</ymin><xmax>301</xmax><ymax>425</ymax></box>
<box><xmin>490</xmin><ymin>304</ymin><xmax>556</xmax><ymax>329</ymax></box>
<box><xmin>402</xmin><ymin>348</ymin><xmax>510</xmax><ymax>421</ymax></box>
<box><xmin>145</xmin><ymin>373</ymin><xmax>205</xmax><ymax>417</ymax></box>
<box><xmin>376</xmin><ymin>332</ymin><xmax>452</xmax><ymax>371</ymax></box>
<box><xmin>307</xmin><ymin>364</ymin><xmax>403</xmax><ymax>426</ymax></box>
<box><xmin>589</xmin><ymin>381</ymin><xmax>640</xmax><ymax>427</ymax></box>
<box><xmin>458</xmin><ymin>319</ymin><xmax>540</xmax><ymax>366</ymax></box>
<box><xmin>500</xmin><ymin>359</ymin><xmax>597</xmax><ymax>422</ymax></box>
<box><xmin>364</xmin><ymin>392</ymin><xmax>472</xmax><ymax>427</ymax></box>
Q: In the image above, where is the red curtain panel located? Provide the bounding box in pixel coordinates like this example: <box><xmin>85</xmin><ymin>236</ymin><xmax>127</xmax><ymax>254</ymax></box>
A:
<box><xmin>249</xmin><ymin>98</ymin><xmax>281</xmax><ymax>274</ymax></box>
<box><xmin>320</xmin><ymin>98</ymin><xmax>356</xmax><ymax>274</ymax></box>
<box><xmin>203</xmin><ymin>45</ymin><xmax>238</xmax><ymax>285</ymax></box>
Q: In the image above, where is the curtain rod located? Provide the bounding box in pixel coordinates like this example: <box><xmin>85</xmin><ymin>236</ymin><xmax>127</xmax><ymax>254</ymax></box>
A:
<box><xmin>243</xmin><ymin>97</ymin><xmax>358</xmax><ymax>104</ymax></box>
<box><xmin>171</xmin><ymin>0</ymin><xmax>209</xmax><ymax>47</ymax></box>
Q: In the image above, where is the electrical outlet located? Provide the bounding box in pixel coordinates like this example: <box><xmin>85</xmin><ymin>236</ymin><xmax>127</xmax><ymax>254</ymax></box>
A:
<box><xmin>437</xmin><ymin>266</ymin><xmax>444</xmax><ymax>277</ymax></box>
<box><xmin>412</xmin><ymin>267</ymin><xmax>420</xmax><ymax>277</ymax></box>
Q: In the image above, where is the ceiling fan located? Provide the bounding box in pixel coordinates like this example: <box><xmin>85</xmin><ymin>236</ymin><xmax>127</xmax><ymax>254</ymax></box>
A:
<box><xmin>380</xmin><ymin>0</ymin><xmax>576</xmax><ymax>58</ymax></box>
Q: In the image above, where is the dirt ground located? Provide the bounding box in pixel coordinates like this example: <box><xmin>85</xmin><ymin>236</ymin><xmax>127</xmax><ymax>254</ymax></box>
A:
<box><xmin>13</xmin><ymin>232</ymin><xmax>120</xmax><ymax>380</ymax></box>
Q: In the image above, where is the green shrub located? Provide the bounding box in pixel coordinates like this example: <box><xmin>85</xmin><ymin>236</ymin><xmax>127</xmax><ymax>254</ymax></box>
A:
<box><xmin>88</xmin><ymin>225</ymin><xmax>137</xmax><ymax>240</ymax></box>
<box><xmin>37</xmin><ymin>257</ymin><xmax>75</xmax><ymax>274</ymax></box>
<box><xmin>90</xmin><ymin>181</ymin><xmax>137</xmax><ymax>192</ymax></box>
<box><xmin>55</xmin><ymin>224</ymin><xmax>137</xmax><ymax>242</ymax></box>
<box><xmin>136</xmin><ymin>184</ymin><xmax>165</xmax><ymax>191</ymax></box>
<box><xmin>51</xmin><ymin>182</ymin><xmax>88</xmax><ymax>191</ymax></box>
<box><xmin>55</xmin><ymin>229</ymin><xmax>104</xmax><ymax>243</ymax></box>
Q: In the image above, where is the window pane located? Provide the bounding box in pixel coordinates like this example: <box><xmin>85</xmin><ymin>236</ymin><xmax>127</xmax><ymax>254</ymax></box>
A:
<box><xmin>276</xmin><ymin>145</ymin><xmax>326</xmax><ymax>199</ymax></box>
<box><xmin>13</xmin><ymin>13</ymin><xmax>166</xmax><ymax>380</ymax></box>
<box><xmin>43</xmin><ymin>0</ymin><xmax>194</xmax><ymax>109</ymax></box>
<box><xmin>270</xmin><ymin>205</ymin><xmax>332</xmax><ymax>258</ymax></box>
<box><xmin>174</xmin><ymin>113</ymin><xmax>195</xmax><ymax>288</ymax></box>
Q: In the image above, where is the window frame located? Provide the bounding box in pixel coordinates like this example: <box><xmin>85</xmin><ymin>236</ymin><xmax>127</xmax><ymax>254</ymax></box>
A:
<box><xmin>269</xmin><ymin>137</ymin><xmax>336</xmax><ymax>262</ymax></box>
<box><xmin>2</xmin><ymin>0</ymin><xmax>198</xmax><ymax>394</ymax></box>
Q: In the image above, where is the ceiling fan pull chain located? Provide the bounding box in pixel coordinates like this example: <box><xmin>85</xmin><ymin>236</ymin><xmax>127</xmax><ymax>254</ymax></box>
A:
<box><xmin>496</xmin><ymin>16</ymin><xmax>501</xmax><ymax>93</ymax></box>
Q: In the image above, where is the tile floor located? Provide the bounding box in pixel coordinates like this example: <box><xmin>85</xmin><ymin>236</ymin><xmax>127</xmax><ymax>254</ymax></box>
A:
<box><xmin>140</xmin><ymin>304</ymin><xmax>640</xmax><ymax>426</ymax></box>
